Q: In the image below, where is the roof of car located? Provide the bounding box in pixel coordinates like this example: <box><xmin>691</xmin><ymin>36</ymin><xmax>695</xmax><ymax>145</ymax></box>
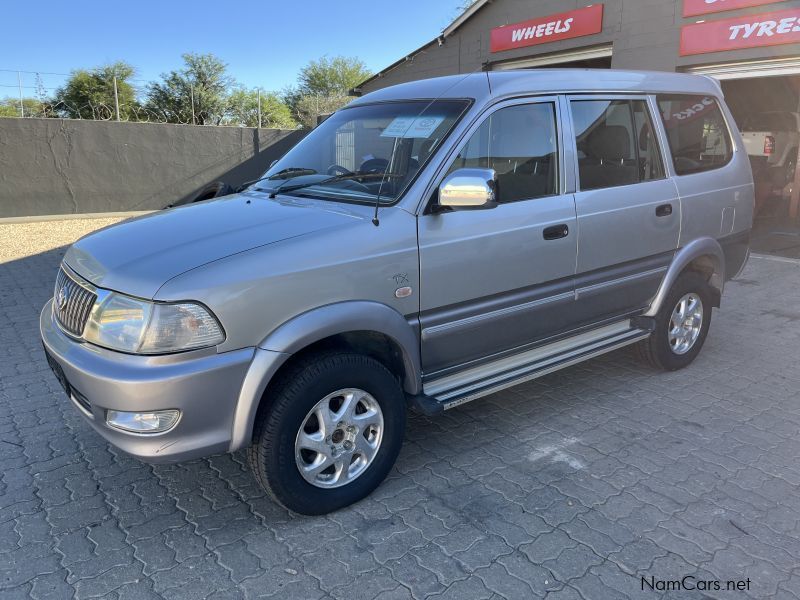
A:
<box><xmin>349</xmin><ymin>69</ymin><xmax>722</xmax><ymax>106</ymax></box>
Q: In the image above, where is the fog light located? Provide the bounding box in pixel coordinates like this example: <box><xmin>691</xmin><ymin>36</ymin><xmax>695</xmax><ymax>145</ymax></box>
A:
<box><xmin>106</xmin><ymin>409</ymin><xmax>180</xmax><ymax>433</ymax></box>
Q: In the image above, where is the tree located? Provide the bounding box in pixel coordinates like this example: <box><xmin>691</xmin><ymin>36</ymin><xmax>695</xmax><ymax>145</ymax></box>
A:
<box><xmin>297</xmin><ymin>56</ymin><xmax>372</xmax><ymax>97</ymax></box>
<box><xmin>285</xmin><ymin>56</ymin><xmax>371</xmax><ymax>128</ymax></box>
<box><xmin>294</xmin><ymin>94</ymin><xmax>353</xmax><ymax>129</ymax></box>
<box><xmin>55</xmin><ymin>62</ymin><xmax>138</xmax><ymax>120</ymax></box>
<box><xmin>0</xmin><ymin>97</ymin><xmax>48</xmax><ymax>118</ymax></box>
<box><xmin>146</xmin><ymin>53</ymin><xmax>232</xmax><ymax>125</ymax></box>
<box><xmin>225</xmin><ymin>87</ymin><xmax>296</xmax><ymax>128</ymax></box>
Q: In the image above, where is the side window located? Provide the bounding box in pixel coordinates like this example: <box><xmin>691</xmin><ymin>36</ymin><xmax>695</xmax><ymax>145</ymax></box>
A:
<box><xmin>656</xmin><ymin>95</ymin><xmax>733</xmax><ymax>176</ymax></box>
<box><xmin>448</xmin><ymin>103</ymin><xmax>559</xmax><ymax>203</ymax></box>
<box><xmin>571</xmin><ymin>99</ymin><xmax>665</xmax><ymax>191</ymax></box>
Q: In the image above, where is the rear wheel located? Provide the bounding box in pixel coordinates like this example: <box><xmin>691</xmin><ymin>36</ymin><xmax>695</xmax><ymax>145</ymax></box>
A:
<box><xmin>248</xmin><ymin>352</ymin><xmax>406</xmax><ymax>515</ymax></box>
<box><xmin>636</xmin><ymin>271</ymin><xmax>713</xmax><ymax>371</ymax></box>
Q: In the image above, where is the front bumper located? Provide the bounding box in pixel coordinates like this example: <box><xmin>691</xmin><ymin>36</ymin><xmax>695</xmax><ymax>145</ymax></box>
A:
<box><xmin>40</xmin><ymin>299</ymin><xmax>254</xmax><ymax>463</ymax></box>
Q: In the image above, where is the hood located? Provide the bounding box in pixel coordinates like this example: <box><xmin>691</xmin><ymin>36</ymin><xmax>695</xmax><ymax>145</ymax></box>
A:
<box><xmin>64</xmin><ymin>193</ymin><xmax>363</xmax><ymax>298</ymax></box>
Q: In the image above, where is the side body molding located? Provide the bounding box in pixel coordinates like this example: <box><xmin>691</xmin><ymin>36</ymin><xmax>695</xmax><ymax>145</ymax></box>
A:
<box><xmin>644</xmin><ymin>237</ymin><xmax>725</xmax><ymax>318</ymax></box>
<box><xmin>229</xmin><ymin>301</ymin><xmax>422</xmax><ymax>452</ymax></box>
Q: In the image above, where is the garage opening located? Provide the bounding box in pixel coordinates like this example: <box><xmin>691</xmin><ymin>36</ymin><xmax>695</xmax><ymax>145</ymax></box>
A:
<box><xmin>690</xmin><ymin>59</ymin><xmax>800</xmax><ymax>259</ymax></box>
<box><xmin>492</xmin><ymin>45</ymin><xmax>612</xmax><ymax>71</ymax></box>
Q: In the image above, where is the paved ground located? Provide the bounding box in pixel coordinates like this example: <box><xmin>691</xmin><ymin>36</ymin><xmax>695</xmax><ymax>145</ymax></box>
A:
<box><xmin>2</xmin><ymin>225</ymin><xmax>800</xmax><ymax>599</ymax></box>
<box><xmin>751</xmin><ymin>216</ymin><xmax>800</xmax><ymax>260</ymax></box>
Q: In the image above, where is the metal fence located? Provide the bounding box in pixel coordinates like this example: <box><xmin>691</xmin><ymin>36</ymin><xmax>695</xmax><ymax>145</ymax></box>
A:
<box><xmin>0</xmin><ymin>68</ymin><xmax>288</xmax><ymax>127</ymax></box>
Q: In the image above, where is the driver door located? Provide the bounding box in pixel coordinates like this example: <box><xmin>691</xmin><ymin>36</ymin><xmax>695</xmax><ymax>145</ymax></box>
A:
<box><xmin>417</xmin><ymin>98</ymin><xmax>578</xmax><ymax>376</ymax></box>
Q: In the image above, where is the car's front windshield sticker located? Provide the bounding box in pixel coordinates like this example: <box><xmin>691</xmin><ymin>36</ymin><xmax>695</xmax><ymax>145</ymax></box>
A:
<box><xmin>381</xmin><ymin>115</ymin><xmax>446</xmax><ymax>138</ymax></box>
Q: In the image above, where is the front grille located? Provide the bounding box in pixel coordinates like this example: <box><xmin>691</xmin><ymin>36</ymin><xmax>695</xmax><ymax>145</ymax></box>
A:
<box><xmin>54</xmin><ymin>267</ymin><xmax>97</xmax><ymax>337</ymax></box>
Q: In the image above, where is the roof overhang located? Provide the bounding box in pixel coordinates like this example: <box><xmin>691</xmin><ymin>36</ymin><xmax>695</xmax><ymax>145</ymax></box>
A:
<box><xmin>353</xmin><ymin>0</ymin><xmax>494</xmax><ymax>94</ymax></box>
<box><xmin>442</xmin><ymin>0</ymin><xmax>492</xmax><ymax>38</ymax></box>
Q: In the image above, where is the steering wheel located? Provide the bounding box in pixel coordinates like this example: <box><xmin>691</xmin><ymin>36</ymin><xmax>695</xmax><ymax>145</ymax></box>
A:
<box><xmin>327</xmin><ymin>164</ymin><xmax>353</xmax><ymax>176</ymax></box>
<box><xmin>359</xmin><ymin>158</ymin><xmax>389</xmax><ymax>174</ymax></box>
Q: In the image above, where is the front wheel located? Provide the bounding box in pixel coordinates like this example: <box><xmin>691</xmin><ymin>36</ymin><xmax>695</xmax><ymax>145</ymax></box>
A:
<box><xmin>248</xmin><ymin>352</ymin><xmax>406</xmax><ymax>515</ymax></box>
<box><xmin>636</xmin><ymin>271</ymin><xmax>713</xmax><ymax>371</ymax></box>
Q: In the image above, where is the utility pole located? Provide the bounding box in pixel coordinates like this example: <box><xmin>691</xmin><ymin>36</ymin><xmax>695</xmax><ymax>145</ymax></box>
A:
<box><xmin>257</xmin><ymin>88</ymin><xmax>262</xmax><ymax>129</ymax></box>
<box><xmin>17</xmin><ymin>71</ymin><xmax>24</xmax><ymax>117</ymax></box>
<box><xmin>190</xmin><ymin>83</ymin><xmax>196</xmax><ymax>125</ymax></box>
<box><xmin>113</xmin><ymin>76</ymin><xmax>120</xmax><ymax>122</ymax></box>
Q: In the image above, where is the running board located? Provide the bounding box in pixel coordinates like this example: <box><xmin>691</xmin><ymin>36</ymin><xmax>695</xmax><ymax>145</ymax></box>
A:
<box><xmin>423</xmin><ymin>321</ymin><xmax>650</xmax><ymax>411</ymax></box>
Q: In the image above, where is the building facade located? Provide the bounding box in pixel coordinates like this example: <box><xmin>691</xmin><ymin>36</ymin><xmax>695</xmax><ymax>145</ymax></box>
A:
<box><xmin>358</xmin><ymin>0</ymin><xmax>800</xmax><ymax>122</ymax></box>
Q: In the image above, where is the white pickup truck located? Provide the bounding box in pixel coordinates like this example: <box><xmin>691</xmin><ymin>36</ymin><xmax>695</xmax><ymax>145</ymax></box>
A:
<box><xmin>741</xmin><ymin>111</ymin><xmax>799</xmax><ymax>184</ymax></box>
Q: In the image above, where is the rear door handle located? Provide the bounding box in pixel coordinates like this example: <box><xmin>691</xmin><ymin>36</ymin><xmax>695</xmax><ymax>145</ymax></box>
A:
<box><xmin>656</xmin><ymin>203</ymin><xmax>673</xmax><ymax>217</ymax></box>
<box><xmin>543</xmin><ymin>224</ymin><xmax>569</xmax><ymax>240</ymax></box>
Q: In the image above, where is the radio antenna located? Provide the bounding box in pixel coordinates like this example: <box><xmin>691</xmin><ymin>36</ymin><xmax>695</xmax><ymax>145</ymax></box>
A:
<box><xmin>372</xmin><ymin>137</ymin><xmax>400</xmax><ymax>226</ymax></box>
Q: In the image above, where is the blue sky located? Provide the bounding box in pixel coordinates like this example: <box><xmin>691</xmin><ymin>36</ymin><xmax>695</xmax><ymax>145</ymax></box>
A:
<box><xmin>1</xmin><ymin>0</ymin><xmax>462</xmax><ymax>97</ymax></box>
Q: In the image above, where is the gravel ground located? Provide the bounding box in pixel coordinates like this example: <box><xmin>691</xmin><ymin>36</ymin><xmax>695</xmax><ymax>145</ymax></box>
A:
<box><xmin>0</xmin><ymin>217</ymin><xmax>126</xmax><ymax>263</ymax></box>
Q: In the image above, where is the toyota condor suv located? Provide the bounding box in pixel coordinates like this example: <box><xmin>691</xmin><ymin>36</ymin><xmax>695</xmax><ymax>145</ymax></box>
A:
<box><xmin>41</xmin><ymin>70</ymin><xmax>753</xmax><ymax>515</ymax></box>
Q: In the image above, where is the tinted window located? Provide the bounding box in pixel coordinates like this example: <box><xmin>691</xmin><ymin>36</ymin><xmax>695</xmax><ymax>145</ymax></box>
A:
<box><xmin>657</xmin><ymin>95</ymin><xmax>733</xmax><ymax>176</ymax></box>
<box><xmin>571</xmin><ymin>99</ymin><xmax>665</xmax><ymax>191</ymax></box>
<box><xmin>448</xmin><ymin>103</ymin><xmax>558</xmax><ymax>203</ymax></box>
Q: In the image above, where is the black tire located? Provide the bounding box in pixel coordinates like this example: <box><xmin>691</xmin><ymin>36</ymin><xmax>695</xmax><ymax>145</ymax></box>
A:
<box><xmin>635</xmin><ymin>271</ymin><xmax>713</xmax><ymax>371</ymax></box>
<box><xmin>247</xmin><ymin>352</ymin><xmax>406</xmax><ymax>515</ymax></box>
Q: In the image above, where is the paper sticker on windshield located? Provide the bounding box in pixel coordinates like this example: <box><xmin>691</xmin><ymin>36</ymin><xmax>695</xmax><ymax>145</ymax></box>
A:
<box><xmin>381</xmin><ymin>116</ymin><xmax>445</xmax><ymax>138</ymax></box>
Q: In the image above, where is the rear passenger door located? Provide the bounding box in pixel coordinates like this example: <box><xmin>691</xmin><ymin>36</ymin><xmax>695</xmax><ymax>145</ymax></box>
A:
<box><xmin>655</xmin><ymin>94</ymin><xmax>752</xmax><ymax>274</ymax></box>
<box><xmin>567</xmin><ymin>96</ymin><xmax>680</xmax><ymax>326</ymax></box>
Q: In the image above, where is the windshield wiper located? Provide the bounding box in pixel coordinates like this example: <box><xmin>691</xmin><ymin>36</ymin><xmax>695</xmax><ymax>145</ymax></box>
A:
<box><xmin>268</xmin><ymin>172</ymin><xmax>403</xmax><ymax>199</ymax></box>
<box><xmin>237</xmin><ymin>168</ymin><xmax>318</xmax><ymax>192</ymax></box>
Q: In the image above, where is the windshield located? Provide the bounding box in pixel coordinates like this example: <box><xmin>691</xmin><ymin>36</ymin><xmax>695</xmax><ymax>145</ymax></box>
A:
<box><xmin>256</xmin><ymin>99</ymin><xmax>470</xmax><ymax>204</ymax></box>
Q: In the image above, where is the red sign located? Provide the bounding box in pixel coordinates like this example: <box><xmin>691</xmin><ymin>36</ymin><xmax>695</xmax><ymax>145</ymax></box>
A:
<box><xmin>683</xmin><ymin>0</ymin><xmax>787</xmax><ymax>18</ymax></box>
<box><xmin>490</xmin><ymin>5</ymin><xmax>604</xmax><ymax>53</ymax></box>
<box><xmin>680</xmin><ymin>7</ymin><xmax>800</xmax><ymax>55</ymax></box>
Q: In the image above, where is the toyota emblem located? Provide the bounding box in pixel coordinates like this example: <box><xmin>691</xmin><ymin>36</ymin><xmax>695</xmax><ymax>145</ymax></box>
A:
<box><xmin>57</xmin><ymin>285</ymin><xmax>69</xmax><ymax>311</ymax></box>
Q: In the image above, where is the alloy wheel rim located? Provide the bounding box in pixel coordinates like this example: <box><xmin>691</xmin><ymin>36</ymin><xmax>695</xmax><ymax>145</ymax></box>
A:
<box><xmin>668</xmin><ymin>293</ymin><xmax>703</xmax><ymax>355</ymax></box>
<box><xmin>295</xmin><ymin>388</ymin><xmax>384</xmax><ymax>489</ymax></box>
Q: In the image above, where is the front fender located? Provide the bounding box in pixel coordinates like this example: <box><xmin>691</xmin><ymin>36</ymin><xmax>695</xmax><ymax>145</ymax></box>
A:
<box><xmin>229</xmin><ymin>301</ymin><xmax>422</xmax><ymax>452</ymax></box>
<box><xmin>260</xmin><ymin>301</ymin><xmax>422</xmax><ymax>392</ymax></box>
<box><xmin>644</xmin><ymin>237</ymin><xmax>725</xmax><ymax>318</ymax></box>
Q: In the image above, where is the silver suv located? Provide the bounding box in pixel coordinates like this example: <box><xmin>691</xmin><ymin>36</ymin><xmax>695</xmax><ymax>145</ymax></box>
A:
<box><xmin>41</xmin><ymin>70</ymin><xmax>753</xmax><ymax>514</ymax></box>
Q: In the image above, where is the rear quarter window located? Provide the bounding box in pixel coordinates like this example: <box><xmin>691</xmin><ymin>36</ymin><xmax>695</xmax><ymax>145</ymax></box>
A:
<box><xmin>656</xmin><ymin>95</ymin><xmax>733</xmax><ymax>176</ymax></box>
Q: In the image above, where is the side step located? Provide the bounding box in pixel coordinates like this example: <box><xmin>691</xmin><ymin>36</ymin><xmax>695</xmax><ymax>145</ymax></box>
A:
<box><xmin>422</xmin><ymin>320</ymin><xmax>651</xmax><ymax>411</ymax></box>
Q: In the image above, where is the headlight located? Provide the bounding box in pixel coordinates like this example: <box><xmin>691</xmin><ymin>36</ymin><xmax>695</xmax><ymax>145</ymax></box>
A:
<box><xmin>83</xmin><ymin>292</ymin><xmax>224</xmax><ymax>354</ymax></box>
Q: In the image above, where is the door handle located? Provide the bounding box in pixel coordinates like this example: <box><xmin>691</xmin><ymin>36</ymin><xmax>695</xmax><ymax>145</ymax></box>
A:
<box><xmin>655</xmin><ymin>203</ymin><xmax>673</xmax><ymax>217</ymax></box>
<box><xmin>543</xmin><ymin>224</ymin><xmax>569</xmax><ymax>240</ymax></box>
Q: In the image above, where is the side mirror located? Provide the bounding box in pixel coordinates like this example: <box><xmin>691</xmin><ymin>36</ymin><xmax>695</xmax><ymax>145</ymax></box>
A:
<box><xmin>438</xmin><ymin>168</ymin><xmax>498</xmax><ymax>210</ymax></box>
